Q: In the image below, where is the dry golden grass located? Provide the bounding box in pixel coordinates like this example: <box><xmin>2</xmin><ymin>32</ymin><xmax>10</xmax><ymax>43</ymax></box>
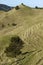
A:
<box><xmin>0</xmin><ymin>4</ymin><xmax>43</xmax><ymax>65</ymax></box>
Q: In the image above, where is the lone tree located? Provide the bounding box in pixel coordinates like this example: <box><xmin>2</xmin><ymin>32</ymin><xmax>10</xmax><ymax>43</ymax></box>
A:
<box><xmin>21</xmin><ymin>3</ymin><xmax>24</xmax><ymax>5</ymax></box>
<box><xmin>35</xmin><ymin>6</ymin><xmax>38</xmax><ymax>9</ymax></box>
<box><xmin>5</xmin><ymin>36</ymin><xmax>24</xmax><ymax>57</ymax></box>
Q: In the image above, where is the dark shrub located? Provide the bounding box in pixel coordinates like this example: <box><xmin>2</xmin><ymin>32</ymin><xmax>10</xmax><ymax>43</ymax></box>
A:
<box><xmin>12</xmin><ymin>23</ymin><xmax>16</xmax><ymax>26</ymax></box>
<box><xmin>8</xmin><ymin>23</ymin><xmax>10</xmax><ymax>26</ymax></box>
<box><xmin>35</xmin><ymin>6</ymin><xmax>38</xmax><ymax>9</ymax></box>
<box><xmin>21</xmin><ymin>3</ymin><xmax>24</xmax><ymax>5</ymax></box>
<box><xmin>2</xmin><ymin>24</ymin><xmax>5</xmax><ymax>28</ymax></box>
<box><xmin>5</xmin><ymin>36</ymin><xmax>24</xmax><ymax>57</ymax></box>
<box><xmin>15</xmin><ymin>6</ymin><xmax>20</xmax><ymax>10</ymax></box>
<box><xmin>21</xmin><ymin>3</ymin><xmax>25</xmax><ymax>6</ymax></box>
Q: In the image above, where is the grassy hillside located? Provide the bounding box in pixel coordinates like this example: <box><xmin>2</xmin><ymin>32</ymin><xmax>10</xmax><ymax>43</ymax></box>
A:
<box><xmin>0</xmin><ymin>4</ymin><xmax>43</xmax><ymax>65</ymax></box>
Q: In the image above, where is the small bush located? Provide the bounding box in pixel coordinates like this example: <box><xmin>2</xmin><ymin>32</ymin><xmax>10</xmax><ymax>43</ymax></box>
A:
<box><xmin>12</xmin><ymin>23</ymin><xmax>16</xmax><ymax>26</ymax></box>
<box><xmin>2</xmin><ymin>24</ymin><xmax>5</xmax><ymax>28</ymax></box>
<box><xmin>8</xmin><ymin>23</ymin><xmax>10</xmax><ymax>26</ymax></box>
<box><xmin>15</xmin><ymin>6</ymin><xmax>20</xmax><ymax>10</ymax></box>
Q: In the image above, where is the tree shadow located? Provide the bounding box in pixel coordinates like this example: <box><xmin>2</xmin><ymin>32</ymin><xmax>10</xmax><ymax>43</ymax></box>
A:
<box><xmin>4</xmin><ymin>36</ymin><xmax>24</xmax><ymax>58</ymax></box>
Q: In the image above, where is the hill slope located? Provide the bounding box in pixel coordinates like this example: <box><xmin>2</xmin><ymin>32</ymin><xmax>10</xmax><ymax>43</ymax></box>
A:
<box><xmin>0</xmin><ymin>4</ymin><xmax>43</xmax><ymax>65</ymax></box>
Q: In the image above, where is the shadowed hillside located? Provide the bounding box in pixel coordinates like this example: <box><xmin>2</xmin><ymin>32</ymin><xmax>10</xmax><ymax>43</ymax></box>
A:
<box><xmin>0</xmin><ymin>4</ymin><xmax>14</xmax><ymax>12</ymax></box>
